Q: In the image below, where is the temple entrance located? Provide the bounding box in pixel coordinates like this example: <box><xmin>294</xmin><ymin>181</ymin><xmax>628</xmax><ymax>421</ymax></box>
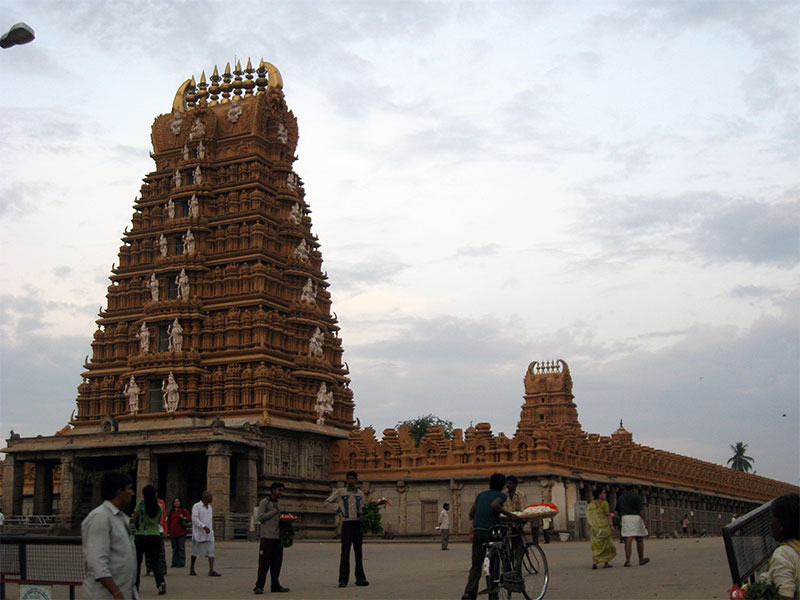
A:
<box><xmin>158</xmin><ymin>452</ymin><xmax>207</xmax><ymax>508</ymax></box>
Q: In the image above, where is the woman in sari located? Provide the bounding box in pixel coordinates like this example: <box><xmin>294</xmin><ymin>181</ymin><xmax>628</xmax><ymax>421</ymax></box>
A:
<box><xmin>587</xmin><ymin>488</ymin><xmax>616</xmax><ymax>569</ymax></box>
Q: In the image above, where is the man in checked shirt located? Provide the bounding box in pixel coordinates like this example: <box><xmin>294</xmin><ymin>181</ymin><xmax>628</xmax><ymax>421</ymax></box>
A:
<box><xmin>325</xmin><ymin>471</ymin><xmax>370</xmax><ymax>588</ymax></box>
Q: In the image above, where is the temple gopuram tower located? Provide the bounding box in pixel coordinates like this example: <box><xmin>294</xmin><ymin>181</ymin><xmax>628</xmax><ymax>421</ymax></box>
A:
<box><xmin>2</xmin><ymin>60</ymin><xmax>354</xmax><ymax>535</ymax></box>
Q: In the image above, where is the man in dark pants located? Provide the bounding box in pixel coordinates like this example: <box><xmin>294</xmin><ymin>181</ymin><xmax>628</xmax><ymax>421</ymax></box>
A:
<box><xmin>462</xmin><ymin>473</ymin><xmax>522</xmax><ymax>600</ymax></box>
<box><xmin>325</xmin><ymin>470</ymin><xmax>369</xmax><ymax>588</ymax></box>
<box><xmin>253</xmin><ymin>482</ymin><xmax>289</xmax><ymax>594</ymax></box>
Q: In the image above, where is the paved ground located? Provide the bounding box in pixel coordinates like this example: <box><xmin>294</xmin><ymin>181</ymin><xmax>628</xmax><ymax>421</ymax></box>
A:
<box><xmin>13</xmin><ymin>536</ymin><xmax>735</xmax><ymax>599</ymax></box>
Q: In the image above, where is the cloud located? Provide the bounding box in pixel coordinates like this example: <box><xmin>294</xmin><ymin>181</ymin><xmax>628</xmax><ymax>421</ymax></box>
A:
<box><xmin>327</xmin><ymin>258</ymin><xmax>409</xmax><ymax>293</ymax></box>
<box><xmin>456</xmin><ymin>244</ymin><xmax>501</xmax><ymax>258</ymax></box>
<box><xmin>0</xmin><ymin>183</ymin><xmax>45</xmax><ymax>220</ymax></box>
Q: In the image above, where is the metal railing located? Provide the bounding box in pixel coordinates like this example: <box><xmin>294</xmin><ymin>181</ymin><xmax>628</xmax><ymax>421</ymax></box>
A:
<box><xmin>0</xmin><ymin>534</ymin><xmax>84</xmax><ymax>599</ymax></box>
<box><xmin>722</xmin><ymin>500</ymin><xmax>775</xmax><ymax>586</ymax></box>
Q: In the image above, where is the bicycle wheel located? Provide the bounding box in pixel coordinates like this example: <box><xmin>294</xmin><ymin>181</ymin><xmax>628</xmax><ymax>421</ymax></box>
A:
<box><xmin>520</xmin><ymin>543</ymin><xmax>548</xmax><ymax>600</ymax></box>
<box><xmin>482</xmin><ymin>546</ymin><xmax>512</xmax><ymax>599</ymax></box>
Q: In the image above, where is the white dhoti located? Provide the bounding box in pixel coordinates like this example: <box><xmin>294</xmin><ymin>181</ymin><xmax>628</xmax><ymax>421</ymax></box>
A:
<box><xmin>621</xmin><ymin>515</ymin><xmax>648</xmax><ymax>537</ymax></box>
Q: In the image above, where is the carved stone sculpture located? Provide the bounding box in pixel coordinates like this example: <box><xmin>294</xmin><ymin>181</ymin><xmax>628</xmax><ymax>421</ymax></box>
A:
<box><xmin>197</xmin><ymin>142</ymin><xmax>206</xmax><ymax>159</ymax></box>
<box><xmin>300</xmin><ymin>278</ymin><xmax>316</xmax><ymax>305</ymax></box>
<box><xmin>148</xmin><ymin>273</ymin><xmax>159</xmax><ymax>301</ymax></box>
<box><xmin>169</xmin><ymin>110</ymin><xmax>183</xmax><ymax>135</ymax></box>
<box><xmin>168</xmin><ymin>318</ymin><xmax>183</xmax><ymax>352</ymax></box>
<box><xmin>189</xmin><ymin>194</ymin><xmax>199</xmax><ymax>217</ymax></box>
<box><xmin>194</xmin><ymin>166</ymin><xmax>202</xmax><ymax>185</ymax></box>
<box><xmin>184</xmin><ymin>229</ymin><xmax>196</xmax><ymax>255</ymax></box>
<box><xmin>162</xmin><ymin>372</ymin><xmax>180</xmax><ymax>412</ymax></box>
<box><xmin>293</xmin><ymin>239</ymin><xmax>309</xmax><ymax>261</ymax></box>
<box><xmin>277</xmin><ymin>122</ymin><xmax>288</xmax><ymax>144</ymax></box>
<box><xmin>189</xmin><ymin>119</ymin><xmax>205</xmax><ymax>140</ymax></box>
<box><xmin>289</xmin><ymin>202</ymin><xmax>302</xmax><ymax>224</ymax></box>
<box><xmin>182</xmin><ymin>144</ymin><xmax>189</xmax><ymax>161</ymax></box>
<box><xmin>286</xmin><ymin>173</ymin><xmax>296</xmax><ymax>189</ymax></box>
<box><xmin>176</xmin><ymin>268</ymin><xmax>189</xmax><ymax>300</ymax></box>
<box><xmin>172</xmin><ymin>169</ymin><xmax>182</xmax><ymax>188</ymax></box>
<box><xmin>158</xmin><ymin>234</ymin><xmax>168</xmax><ymax>257</ymax></box>
<box><xmin>166</xmin><ymin>198</ymin><xmax>175</xmax><ymax>219</ymax></box>
<box><xmin>227</xmin><ymin>99</ymin><xmax>243</xmax><ymax>123</ymax></box>
<box><xmin>314</xmin><ymin>382</ymin><xmax>334</xmax><ymax>425</ymax></box>
<box><xmin>124</xmin><ymin>376</ymin><xmax>140</xmax><ymax>414</ymax></box>
<box><xmin>137</xmin><ymin>322</ymin><xmax>150</xmax><ymax>354</ymax></box>
<box><xmin>309</xmin><ymin>327</ymin><xmax>324</xmax><ymax>358</ymax></box>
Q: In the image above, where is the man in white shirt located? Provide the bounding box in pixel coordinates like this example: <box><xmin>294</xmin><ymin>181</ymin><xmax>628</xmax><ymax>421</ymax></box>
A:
<box><xmin>438</xmin><ymin>503</ymin><xmax>450</xmax><ymax>550</ymax></box>
<box><xmin>190</xmin><ymin>490</ymin><xmax>221</xmax><ymax>577</ymax></box>
<box><xmin>81</xmin><ymin>471</ymin><xmax>138</xmax><ymax>599</ymax></box>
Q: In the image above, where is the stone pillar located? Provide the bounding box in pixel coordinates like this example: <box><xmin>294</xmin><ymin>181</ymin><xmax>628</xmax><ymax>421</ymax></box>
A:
<box><xmin>450</xmin><ymin>479</ymin><xmax>464</xmax><ymax>534</ymax></box>
<box><xmin>236</xmin><ymin>450</ymin><xmax>258</xmax><ymax>514</ymax></box>
<box><xmin>2</xmin><ymin>455</ymin><xmax>25</xmax><ymax>515</ymax></box>
<box><xmin>136</xmin><ymin>447</ymin><xmax>158</xmax><ymax>495</ymax></box>
<box><xmin>59</xmin><ymin>453</ymin><xmax>82</xmax><ymax>526</ymax></box>
<box><xmin>33</xmin><ymin>462</ymin><xmax>54</xmax><ymax>515</ymax></box>
<box><xmin>396</xmin><ymin>480</ymin><xmax>408</xmax><ymax>535</ymax></box>
<box><xmin>206</xmin><ymin>443</ymin><xmax>231</xmax><ymax>514</ymax></box>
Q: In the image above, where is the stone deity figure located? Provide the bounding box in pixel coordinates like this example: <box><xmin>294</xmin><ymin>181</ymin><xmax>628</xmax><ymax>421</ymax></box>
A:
<box><xmin>197</xmin><ymin>142</ymin><xmax>206</xmax><ymax>159</ymax></box>
<box><xmin>189</xmin><ymin>194</ymin><xmax>199</xmax><ymax>217</ymax></box>
<box><xmin>286</xmin><ymin>173</ymin><xmax>296</xmax><ymax>190</ymax></box>
<box><xmin>194</xmin><ymin>166</ymin><xmax>202</xmax><ymax>185</ymax></box>
<box><xmin>289</xmin><ymin>202</ymin><xmax>302</xmax><ymax>224</ymax></box>
<box><xmin>176</xmin><ymin>269</ymin><xmax>189</xmax><ymax>300</ymax></box>
<box><xmin>158</xmin><ymin>234</ymin><xmax>168</xmax><ymax>257</ymax></box>
<box><xmin>136</xmin><ymin>322</ymin><xmax>150</xmax><ymax>354</ymax></box>
<box><xmin>182</xmin><ymin>144</ymin><xmax>190</xmax><ymax>161</ymax></box>
<box><xmin>189</xmin><ymin>119</ymin><xmax>205</xmax><ymax>140</ymax></box>
<box><xmin>227</xmin><ymin>99</ymin><xmax>243</xmax><ymax>123</ymax></box>
<box><xmin>124</xmin><ymin>376</ymin><xmax>141</xmax><ymax>414</ymax></box>
<box><xmin>277</xmin><ymin>122</ymin><xmax>288</xmax><ymax>144</ymax></box>
<box><xmin>162</xmin><ymin>372</ymin><xmax>180</xmax><ymax>412</ymax></box>
<box><xmin>308</xmin><ymin>327</ymin><xmax>324</xmax><ymax>358</ymax></box>
<box><xmin>169</xmin><ymin>110</ymin><xmax>183</xmax><ymax>135</ymax></box>
<box><xmin>167</xmin><ymin>318</ymin><xmax>183</xmax><ymax>352</ymax></box>
<box><xmin>183</xmin><ymin>229</ymin><xmax>196</xmax><ymax>254</ymax></box>
<box><xmin>300</xmin><ymin>278</ymin><xmax>316</xmax><ymax>305</ymax></box>
<box><xmin>314</xmin><ymin>382</ymin><xmax>334</xmax><ymax>425</ymax></box>
<box><xmin>148</xmin><ymin>273</ymin><xmax>159</xmax><ymax>301</ymax></box>
<box><xmin>172</xmin><ymin>169</ymin><xmax>181</xmax><ymax>188</ymax></box>
<box><xmin>166</xmin><ymin>198</ymin><xmax>175</xmax><ymax>219</ymax></box>
<box><xmin>293</xmin><ymin>239</ymin><xmax>310</xmax><ymax>261</ymax></box>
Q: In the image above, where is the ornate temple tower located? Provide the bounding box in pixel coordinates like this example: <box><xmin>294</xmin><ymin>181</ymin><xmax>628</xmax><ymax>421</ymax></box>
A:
<box><xmin>2</xmin><ymin>60</ymin><xmax>354</xmax><ymax>533</ymax></box>
<box><xmin>517</xmin><ymin>359</ymin><xmax>582</xmax><ymax>437</ymax></box>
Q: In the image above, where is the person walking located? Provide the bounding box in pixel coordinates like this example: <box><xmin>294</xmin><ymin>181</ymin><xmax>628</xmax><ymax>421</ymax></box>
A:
<box><xmin>133</xmin><ymin>484</ymin><xmax>167</xmax><ymax>595</ymax></box>
<box><xmin>681</xmin><ymin>514</ymin><xmax>690</xmax><ymax>537</ymax></box>
<box><xmin>167</xmin><ymin>498</ymin><xmax>190</xmax><ymax>568</ymax></box>
<box><xmin>462</xmin><ymin>473</ymin><xmax>522</xmax><ymax>600</ymax></box>
<box><xmin>253</xmin><ymin>482</ymin><xmax>290</xmax><ymax>594</ymax></box>
<box><xmin>616</xmin><ymin>485</ymin><xmax>650</xmax><ymax>567</ymax></box>
<box><xmin>587</xmin><ymin>488</ymin><xmax>616</xmax><ymax>569</ymax></box>
<box><xmin>190</xmin><ymin>491</ymin><xmax>221</xmax><ymax>577</ymax></box>
<box><xmin>325</xmin><ymin>470</ymin><xmax>369</xmax><ymax>588</ymax></box>
<box><xmin>438</xmin><ymin>503</ymin><xmax>451</xmax><ymax>550</ymax></box>
<box><xmin>82</xmin><ymin>471</ymin><xmax>138</xmax><ymax>600</ymax></box>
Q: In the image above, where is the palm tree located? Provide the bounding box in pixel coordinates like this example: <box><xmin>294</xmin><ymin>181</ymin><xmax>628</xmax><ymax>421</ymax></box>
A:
<box><xmin>727</xmin><ymin>442</ymin><xmax>754</xmax><ymax>472</ymax></box>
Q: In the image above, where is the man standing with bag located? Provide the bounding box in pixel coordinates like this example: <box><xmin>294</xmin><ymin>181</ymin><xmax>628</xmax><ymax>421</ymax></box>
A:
<box><xmin>253</xmin><ymin>482</ymin><xmax>290</xmax><ymax>594</ymax></box>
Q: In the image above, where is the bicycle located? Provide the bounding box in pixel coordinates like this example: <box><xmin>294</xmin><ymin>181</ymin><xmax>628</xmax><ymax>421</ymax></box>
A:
<box><xmin>478</xmin><ymin>523</ymin><xmax>549</xmax><ymax>600</ymax></box>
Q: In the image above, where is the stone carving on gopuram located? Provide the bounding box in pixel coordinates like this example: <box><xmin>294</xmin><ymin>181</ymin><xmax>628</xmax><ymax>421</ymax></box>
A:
<box><xmin>2</xmin><ymin>59</ymin><xmax>354</xmax><ymax>532</ymax></box>
<box><xmin>330</xmin><ymin>360</ymin><xmax>798</xmax><ymax>538</ymax></box>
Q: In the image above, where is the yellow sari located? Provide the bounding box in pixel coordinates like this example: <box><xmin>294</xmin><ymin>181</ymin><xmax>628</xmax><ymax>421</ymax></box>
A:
<box><xmin>587</xmin><ymin>500</ymin><xmax>617</xmax><ymax>564</ymax></box>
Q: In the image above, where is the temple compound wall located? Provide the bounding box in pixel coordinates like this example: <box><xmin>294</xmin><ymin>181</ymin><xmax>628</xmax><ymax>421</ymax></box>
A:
<box><xmin>1</xmin><ymin>60</ymin><xmax>355</xmax><ymax>537</ymax></box>
<box><xmin>330</xmin><ymin>360</ymin><xmax>798</xmax><ymax>539</ymax></box>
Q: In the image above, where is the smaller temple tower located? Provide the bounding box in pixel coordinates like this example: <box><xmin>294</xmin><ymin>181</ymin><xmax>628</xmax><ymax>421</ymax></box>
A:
<box><xmin>518</xmin><ymin>359</ymin><xmax>581</xmax><ymax>437</ymax></box>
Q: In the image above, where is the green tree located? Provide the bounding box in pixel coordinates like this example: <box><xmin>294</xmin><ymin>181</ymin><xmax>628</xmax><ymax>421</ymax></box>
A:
<box><xmin>727</xmin><ymin>442</ymin><xmax>754</xmax><ymax>472</ymax></box>
<box><xmin>397</xmin><ymin>414</ymin><xmax>454</xmax><ymax>446</ymax></box>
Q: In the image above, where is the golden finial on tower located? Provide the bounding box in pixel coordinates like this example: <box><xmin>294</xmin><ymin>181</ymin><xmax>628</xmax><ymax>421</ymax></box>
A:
<box><xmin>196</xmin><ymin>71</ymin><xmax>209</xmax><ymax>105</ymax></box>
<box><xmin>243</xmin><ymin>57</ymin><xmax>255</xmax><ymax>96</ymax></box>
<box><xmin>209</xmin><ymin>65</ymin><xmax>221</xmax><ymax>105</ymax></box>
<box><xmin>255</xmin><ymin>59</ymin><xmax>268</xmax><ymax>94</ymax></box>
<box><xmin>233</xmin><ymin>59</ymin><xmax>244</xmax><ymax>100</ymax></box>
<box><xmin>186</xmin><ymin>76</ymin><xmax>197</xmax><ymax>107</ymax></box>
<box><xmin>220</xmin><ymin>62</ymin><xmax>232</xmax><ymax>103</ymax></box>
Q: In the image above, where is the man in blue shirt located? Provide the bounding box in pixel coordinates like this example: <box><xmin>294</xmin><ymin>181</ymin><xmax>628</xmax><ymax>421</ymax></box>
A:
<box><xmin>462</xmin><ymin>473</ymin><xmax>522</xmax><ymax>599</ymax></box>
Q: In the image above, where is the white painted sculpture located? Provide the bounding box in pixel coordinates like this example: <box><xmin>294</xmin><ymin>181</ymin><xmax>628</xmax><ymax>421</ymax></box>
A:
<box><xmin>197</xmin><ymin>142</ymin><xmax>206</xmax><ymax>159</ymax></box>
<box><xmin>314</xmin><ymin>382</ymin><xmax>334</xmax><ymax>425</ymax></box>
<box><xmin>293</xmin><ymin>239</ymin><xmax>310</xmax><ymax>261</ymax></box>
<box><xmin>158</xmin><ymin>234</ymin><xmax>168</xmax><ymax>257</ymax></box>
<box><xmin>168</xmin><ymin>318</ymin><xmax>183</xmax><ymax>352</ymax></box>
<box><xmin>124</xmin><ymin>376</ymin><xmax>140</xmax><ymax>414</ymax></box>
<box><xmin>182</xmin><ymin>144</ymin><xmax>189</xmax><ymax>161</ymax></box>
<box><xmin>286</xmin><ymin>173</ymin><xmax>296</xmax><ymax>190</ymax></box>
<box><xmin>169</xmin><ymin>110</ymin><xmax>183</xmax><ymax>135</ymax></box>
<box><xmin>194</xmin><ymin>166</ymin><xmax>202</xmax><ymax>185</ymax></box>
<box><xmin>309</xmin><ymin>327</ymin><xmax>324</xmax><ymax>358</ymax></box>
<box><xmin>189</xmin><ymin>194</ymin><xmax>199</xmax><ymax>217</ymax></box>
<box><xmin>184</xmin><ymin>229</ymin><xmax>195</xmax><ymax>255</ymax></box>
<box><xmin>148</xmin><ymin>273</ymin><xmax>159</xmax><ymax>301</ymax></box>
<box><xmin>189</xmin><ymin>119</ymin><xmax>205</xmax><ymax>140</ymax></box>
<box><xmin>162</xmin><ymin>372</ymin><xmax>180</xmax><ymax>412</ymax></box>
<box><xmin>277</xmin><ymin>122</ymin><xmax>288</xmax><ymax>144</ymax></box>
<box><xmin>172</xmin><ymin>169</ymin><xmax>182</xmax><ymax>188</ymax></box>
<box><xmin>137</xmin><ymin>322</ymin><xmax>150</xmax><ymax>354</ymax></box>
<box><xmin>227</xmin><ymin>99</ymin><xmax>243</xmax><ymax>123</ymax></box>
<box><xmin>166</xmin><ymin>198</ymin><xmax>175</xmax><ymax>219</ymax></box>
<box><xmin>176</xmin><ymin>269</ymin><xmax>189</xmax><ymax>300</ymax></box>
<box><xmin>300</xmin><ymin>278</ymin><xmax>316</xmax><ymax>305</ymax></box>
<box><xmin>289</xmin><ymin>202</ymin><xmax>302</xmax><ymax>224</ymax></box>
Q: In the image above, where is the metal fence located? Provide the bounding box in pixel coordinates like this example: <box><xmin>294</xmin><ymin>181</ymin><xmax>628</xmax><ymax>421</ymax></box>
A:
<box><xmin>722</xmin><ymin>500</ymin><xmax>775</xmax><ymax>586</ymax></box>
<box><xmin>0</xmin><ymin>535</ymin><xmax>84</xmax><ymax>599</ymax></box>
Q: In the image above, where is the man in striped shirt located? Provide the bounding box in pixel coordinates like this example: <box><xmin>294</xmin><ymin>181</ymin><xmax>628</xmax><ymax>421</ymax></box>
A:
<box><xmin>326</xmin><ymin>471</ymin><xmax>369</xmax><ymax>588</ymax></box>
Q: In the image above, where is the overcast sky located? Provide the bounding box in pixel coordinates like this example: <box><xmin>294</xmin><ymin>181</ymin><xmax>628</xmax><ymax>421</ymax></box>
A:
<box><xmin>1</xmin><ymin>1</ymin><xmax>798</xmax><ymax>485</ymax></box>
